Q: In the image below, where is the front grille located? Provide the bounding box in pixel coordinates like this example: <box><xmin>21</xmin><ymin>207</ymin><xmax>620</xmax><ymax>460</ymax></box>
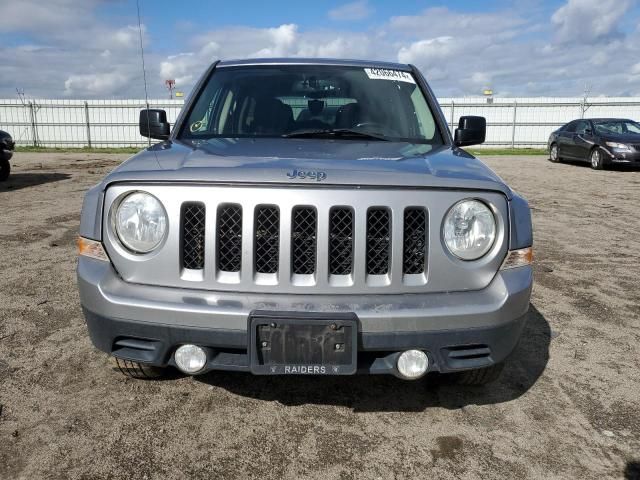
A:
<box><xmin>291</xmin><ymin>207</ymin><xmax>317</xmax><ymax>274</ymax></box>
<box><xmin>366</xmin><ymin>208</ymin><xmax>391</xmax><ymax>275</ymax></box>
<box><xmin>217</xmin><ymin>205</ymin><xmax>242</xmax><ymax>272</ymax></box>
<box><xmin>254</xmin><ymin>206</ymin><xmax>280</xmax><ymax>274</ymax></box>
<box><xmin>329</xmin><ymin>208</ymin><xmax>353</xmax><ymax>275</ymax></box>
<box><xmin>181</xmin><ymin>203</ymin><xmax>206</xmax><ymax>270</ymax></box>
<box><xmin>178</xmin><ymin>198</ymin><xmax>432</xmax><ymax>288</ymax></box>
<box><xmin>403</xmin><ymin>208</ymin><xmax>427</xmax><ymax>274</ymax></box>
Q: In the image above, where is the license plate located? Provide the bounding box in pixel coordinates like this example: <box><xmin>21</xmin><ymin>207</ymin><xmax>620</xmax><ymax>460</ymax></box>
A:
<box><xmin>248</xmin><ymin>312</ymin><xmax>358</xmax><ymax>375</ymax></box>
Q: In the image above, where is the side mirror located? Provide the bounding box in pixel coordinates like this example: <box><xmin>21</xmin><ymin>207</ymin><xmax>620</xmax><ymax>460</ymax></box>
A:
<box><xmin>584</xmin><ymin>128</ymin><xmax>593</xmax><ymax>136</ymax></box>
<box><xmin>454</xmin><ymin>116</ymin><xmax>486</xmax><ymax>147</ymax></box>
<box><xmin>139</xmin><ymin>109</ymin><xmax>170</xmax><ymax>140</ymax></box>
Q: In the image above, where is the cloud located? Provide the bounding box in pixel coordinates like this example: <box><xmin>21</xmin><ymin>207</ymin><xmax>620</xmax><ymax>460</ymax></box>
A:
<box><xmin>1</xmin><ymin>1</ymin><xmax>640</xmax><ymax>98</ymax></box>
<box><xmin>397</xmin><ymin>37</ymin><xmax>455</xmax><ymax>65</ymax></box>
<box><xmin>551</xmin><ymin>0</ymin><xmax>633</xmax><ymax>44</ymax></box>
<box><xmin>64</xmin><ymin>72</ymin><xmax>130</xmax><ymax>96</ymax></box>
<box><xmin>0</xmin><ymin>0</ymin><xmax>101</xmax><ymax>34</ymax></box>
<box><xmin>186</xmin><ymin>23</ymin><xmax>381</xmax><ymax>62</ymax></box>
<box><xmin>328</xmin><ymin>1</ymin><xmax>373</xmax><ymax>21</ymax></box>
<box><xmin>160</xmin><ymin>53</ymin><xmax>197</xmax><ymax>85</ymax></box>
<box><xmin>390</xmin><ymin>7</ymin><xmax>526</xmax><ymax>37</ymax></box>
<box><xmin>251</xmin><ymin>24</ymin><xmax>298</xmax><ymax>57</ymax></box>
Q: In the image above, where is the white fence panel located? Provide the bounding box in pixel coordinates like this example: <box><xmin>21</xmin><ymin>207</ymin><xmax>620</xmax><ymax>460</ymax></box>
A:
<box><xmin>1</xmin><ymin>97</ymin><xmax>640</xmax><ymax>148</ymax></box>
<box><xmin>440</xmin><ymin>97</ymin><xmax>640</xmax><ymax>147</ymax></box>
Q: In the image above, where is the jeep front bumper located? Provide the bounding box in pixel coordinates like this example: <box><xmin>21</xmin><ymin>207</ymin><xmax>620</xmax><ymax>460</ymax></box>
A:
<box><xmin>78</xmin><ymin>257</ymin><xmax>532</xmax><ymax>376</ymax></box>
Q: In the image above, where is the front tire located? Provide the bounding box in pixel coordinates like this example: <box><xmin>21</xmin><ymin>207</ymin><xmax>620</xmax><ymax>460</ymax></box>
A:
<box><xmin>549</xmin><ymin>143</ymin><xmax>561</xmax><ymax>163</ymax></box>
<box><xmin>590</xmin><ymin>148</ymin><xmax>605</xmax><ymax>170</ymax></box>
<box><xmin>0</xmin><ymin>158</ymin><xmax>10</xmax><ymax>181</ymax></box>
<box><xmin>455</xmin><ymin>362</ymin><xmax>505</xmax><ymax>385</ymax></box>
<box><xmin>113</xmin><ymin>357</ymin><xmax>166</xmax><ymax>379</ymax></box>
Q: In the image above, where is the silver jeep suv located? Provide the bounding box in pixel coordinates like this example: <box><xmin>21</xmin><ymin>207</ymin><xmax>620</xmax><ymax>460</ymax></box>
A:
<box><xmin>77</xmin><ymin>59</ymin><xmax>533</xmax><ymax>384</ymax></box>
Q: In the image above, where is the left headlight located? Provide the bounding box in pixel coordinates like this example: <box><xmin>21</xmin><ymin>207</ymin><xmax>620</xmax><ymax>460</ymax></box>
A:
<box><xmin>605</xmin><ymin>142</ymin><xmax>631</xmax><ymax>152</ymax></box>
<box><xmin>443</xmin><ymin>199</ymin><xmax>496</xmax><ymax>260</ymax></box>
<box><xmin>113</xmin><ymin>191</ymin><xmax>168</xmax><ymax>253</ymax></box>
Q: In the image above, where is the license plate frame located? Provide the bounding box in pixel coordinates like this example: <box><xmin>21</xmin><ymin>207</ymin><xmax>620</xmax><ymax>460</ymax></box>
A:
<box><xmin>248</xmin><ymin>311</ymin><xmax>358</xmax><ymax>375</ymax></box>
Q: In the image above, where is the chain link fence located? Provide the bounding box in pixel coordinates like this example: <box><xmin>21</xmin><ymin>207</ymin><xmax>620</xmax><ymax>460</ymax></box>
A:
<box><xmin>1</xmin><ymin>97</ymin><xmax>639</xmax><ymax>148</ymax></box>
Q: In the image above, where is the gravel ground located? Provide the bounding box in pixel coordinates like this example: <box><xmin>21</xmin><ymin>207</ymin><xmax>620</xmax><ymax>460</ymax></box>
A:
<box><xmin>0</xmin><ymin>153</ymin><xmax>639</xmax><ymax>480</ymax></box>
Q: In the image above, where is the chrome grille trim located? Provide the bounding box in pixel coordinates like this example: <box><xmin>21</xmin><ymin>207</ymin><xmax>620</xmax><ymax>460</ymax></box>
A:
<box><xmin>103</xmin><ymin>186</ymin><xmax>509</xmax><ymax>294</ymax></box>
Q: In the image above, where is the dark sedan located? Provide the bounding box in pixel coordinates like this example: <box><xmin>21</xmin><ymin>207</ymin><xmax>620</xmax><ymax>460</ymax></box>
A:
<box><xmin>0</xmin><ymin>130</ymin><xmax>14</xmax><ymax>181</ymax></box>
<box><xmin>547</xmin><ymin>118</ymin><xmax>640</xmax><ymax>170</ymax></box>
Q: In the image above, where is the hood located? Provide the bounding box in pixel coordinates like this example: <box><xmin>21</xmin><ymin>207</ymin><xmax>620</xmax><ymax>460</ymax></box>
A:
<box><xmin>600</xmin><ymin>132</ymin><xmax>640</xmax><ymax>144</ymax></box>
<box><xmin>104</xmin><ymin>137</ymin><xmax>511</xmax><ymax>197</ymax></box>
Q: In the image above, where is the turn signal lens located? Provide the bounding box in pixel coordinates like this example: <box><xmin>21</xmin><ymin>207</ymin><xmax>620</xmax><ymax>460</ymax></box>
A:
<box><xmin>500</xmin><ymin>247</ymin><xmax>533</xmax><ymax>270</ymax></box>
<box><xmin>77</xmin><ymin>236</ymin><xmax>109</xmax><ymax>261</ymax></box>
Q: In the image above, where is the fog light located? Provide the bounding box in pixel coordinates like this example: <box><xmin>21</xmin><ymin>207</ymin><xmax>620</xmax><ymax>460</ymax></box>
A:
<box><xmin>397</xmin><ymin>350</ymin><xmax>429</xmax><ymax>379</ymax></box>
<box><xmin>174</xmin><ymin>344</ymin><xmax>207</xmax><ymax>374</ymax></box>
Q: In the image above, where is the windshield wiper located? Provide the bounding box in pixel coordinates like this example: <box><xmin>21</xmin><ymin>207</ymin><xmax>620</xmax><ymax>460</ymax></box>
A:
<box><xmin>283</xmin><ymin>128</ymin><xmax>390</xmax><ymax>141</ymax></box>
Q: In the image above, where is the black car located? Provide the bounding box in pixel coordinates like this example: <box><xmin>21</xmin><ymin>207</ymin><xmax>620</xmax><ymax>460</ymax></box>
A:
<box><xmin>0</xmin><ymin>130</ymin><xmax>15</xmax><ymax>181</ymax></box>
<box><xmin>547</xmin><ymin>118</ymin><xmax>640</xmax><ymax>170</ymax></box>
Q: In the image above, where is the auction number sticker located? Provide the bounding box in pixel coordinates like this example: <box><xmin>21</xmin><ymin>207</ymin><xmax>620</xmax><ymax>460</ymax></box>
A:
<box><xmin>364</xmin><ymin>68</ymin><xmax>415</xmax><ymax>84</ymax></box>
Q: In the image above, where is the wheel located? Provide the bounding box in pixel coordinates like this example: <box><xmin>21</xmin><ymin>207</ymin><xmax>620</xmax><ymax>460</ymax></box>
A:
<box><xmin>113</xmin><ymin>357</ymin><xmax>166</xmax><ymax>379</ymax></box>
<box><xmin>454</xmin><ymin>362</ymin><xmax>505</xmax><ymax>385</ymax></box>
<box><xmin>0</xmin><ymin>158</ymin><xmax>9</xmax><ymax>181</ymax></box>
<box><xmin>590</xmin><ymin>148</ymin><xmax>605</xmax><ymax>170</ymax></box>
<box><xmin>549</xmin><ymin>143</ymin><xmax>561</xmax><ymax>163</ymax></box>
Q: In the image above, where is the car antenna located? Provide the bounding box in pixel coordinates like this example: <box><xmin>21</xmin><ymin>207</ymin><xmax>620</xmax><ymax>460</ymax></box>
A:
<box><xmin>136</xmin><ymin>0</ymin><xmax>151</xmax><ymax>148</ymax></box>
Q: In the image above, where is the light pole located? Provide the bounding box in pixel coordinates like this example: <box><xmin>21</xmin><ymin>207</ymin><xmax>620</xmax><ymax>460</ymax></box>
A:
<box><xmin>165</xmin><ymin>79</ymin><xmax>176</xmax><ymax>99</ymax></box>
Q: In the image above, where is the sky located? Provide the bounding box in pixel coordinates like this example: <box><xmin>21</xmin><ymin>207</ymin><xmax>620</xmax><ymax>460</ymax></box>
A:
<box><xmin>0</xmin><ymin>0</ymin><xmax>639</xmax><ymax>99</ymax></box>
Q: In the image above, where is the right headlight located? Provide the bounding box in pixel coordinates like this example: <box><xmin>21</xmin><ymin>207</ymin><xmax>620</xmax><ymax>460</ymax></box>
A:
<box><xmin>443</xmin><ymin>199</ymin><xmax>496</xmax><ymax>260</ymax></box>
<box><xmin>112</xmin><ymin>191</ymin><xmax>168</xmax><ymax>254</ymax></box>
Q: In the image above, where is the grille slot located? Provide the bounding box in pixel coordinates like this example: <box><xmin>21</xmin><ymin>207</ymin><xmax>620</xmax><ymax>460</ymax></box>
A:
<box><xmin>255</xmin><ymin>206</ymin><xmax>280</xmax><ymax>274</ymax></box>
<box><xmin>403</xmin><ymin>207</ymin><xmax>427</xmax><ymax>274</ymax></box>
<box><xmin>329</xmin><ymin>208</ymin><xmax>353</xmax><ymax>275</ymax></box>
<box><xmin>216</xmin><ymin>205</ymin><xmax>242</xmax><ymax>272</ymax></box>
<box><xmin>443</xmin><ymin>344</ymin><xmax>492</xmax><ymax>369</ymax></box>
<box><xmin>181</xmin><ymin>203</ymin><xmax>206</xmax><ymax>270</ymax></box>
<box><xmin>366</xmin><ymin>208</ymin><xmax>391</xmax><ymax>275</ymax></box>
<box><xmin>291</xmin><ymin>207</ymin><xmax>317</xmax><ymax>275</ymax></box>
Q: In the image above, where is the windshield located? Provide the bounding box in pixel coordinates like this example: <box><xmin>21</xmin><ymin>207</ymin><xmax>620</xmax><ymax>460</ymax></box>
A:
<box><xmin>594</xmin><ymin>120</ymin><xmax>640</xmax><ymax>135</ymax></box>
<box><xmin>180</xmin><ymin>65</ymin><xmax>442</xmax><ymax>144</ymax></box>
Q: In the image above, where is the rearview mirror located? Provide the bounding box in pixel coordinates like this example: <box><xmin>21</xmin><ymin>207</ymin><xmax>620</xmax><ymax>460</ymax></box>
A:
<box><xmin>139</xmin><ymin>109</ymin><xmax>170</xmax><ymax>140</ymax></box>
<box><xmin>454</xmin><ymin>116</ymin><xmax>486</xmax><ymax>147</ymax></box>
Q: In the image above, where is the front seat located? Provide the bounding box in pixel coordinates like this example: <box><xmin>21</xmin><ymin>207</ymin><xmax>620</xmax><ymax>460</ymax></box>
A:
<box><xmin>334</xmin><ymin>103</ymin><xmax>361</xmax><ymax>129</ymax></box>
<box><xmin>250</xmin><ymin>98</ymin><xmax>294</xmax><ymax>134</ymax></box>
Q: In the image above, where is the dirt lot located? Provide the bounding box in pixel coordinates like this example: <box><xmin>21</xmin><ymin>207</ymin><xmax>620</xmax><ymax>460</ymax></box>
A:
<box><xmin>0</xmin><ymin>152</ymin><xmax>638</xmax><ymax>479</ymax></box>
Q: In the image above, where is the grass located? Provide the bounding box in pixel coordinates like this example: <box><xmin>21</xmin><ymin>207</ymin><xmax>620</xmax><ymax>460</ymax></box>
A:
<box><xmin>466</xmin><ymin>148</ymin><xmax>548</xmax><ymax>156</ymax></box>
<box><xmin>15</xmin><ymin>146</ymin><xmax>141</xmax><ymax>154</ymax></box>
<box><xmin>14</xmin><ymin>145</ymin><xmax>549</xmax><ymax>156</ymax></box>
